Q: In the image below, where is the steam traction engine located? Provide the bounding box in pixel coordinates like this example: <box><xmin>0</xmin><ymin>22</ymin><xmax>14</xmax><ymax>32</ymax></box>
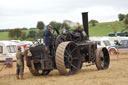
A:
<box><xmin>26</xmin><ymin>12</ymin><xmax>110</xmax><ymax>76</ymax></box>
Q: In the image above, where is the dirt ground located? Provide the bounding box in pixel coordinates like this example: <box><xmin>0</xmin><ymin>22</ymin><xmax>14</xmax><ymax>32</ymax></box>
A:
<box><xmin>0</xmin><ymin>54</ymin><xmax>128</xmax><ymax>85</ymax></box>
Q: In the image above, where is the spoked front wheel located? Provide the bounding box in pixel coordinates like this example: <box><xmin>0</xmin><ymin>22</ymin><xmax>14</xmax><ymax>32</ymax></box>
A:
<box><xmin>95</xmin><ymin>47</ymin><xmax>110</xmax><ymax>70</ymax></box>
<box><xmin>28</xmin><ymin>61</ymin><xmax>51</xmax><ymax>76</ymax></box>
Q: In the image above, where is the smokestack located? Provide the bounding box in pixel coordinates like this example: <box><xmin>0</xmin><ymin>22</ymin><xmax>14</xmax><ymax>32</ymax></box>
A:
<box><xmin>82</xmin><ymin>12</ymin><xmax>89</xmax><ymax>40</ymax></box>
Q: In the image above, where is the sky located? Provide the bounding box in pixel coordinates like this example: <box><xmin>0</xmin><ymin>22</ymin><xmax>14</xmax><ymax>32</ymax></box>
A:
<box><xmin>0</xmin><ymin>0</ymin><xmax>128</xmax><ymax>29</ymax></box>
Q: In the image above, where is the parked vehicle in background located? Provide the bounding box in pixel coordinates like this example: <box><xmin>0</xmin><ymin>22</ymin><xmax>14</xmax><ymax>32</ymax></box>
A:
<box><xmin>0</xmin><ymin>41</ymin><xmax>17</xmax><ymax>62</ymax></box>
<box><xmin>90</xmin><ymin>37</ymin><xmax>111</xmax><ymax>49</ymax></box>
<box><xmin>21</xmin><ymin>41</ymin><xmax>33</xmax><ymax>47</ymax></box>
<box><xmin>108</xmin><ymin>40</ymin><xmax>128</xmax><ymax>55</ymax></box>
<box><xmin>99</xmin><ymin>40</ymin><xmax>111</xmax><ymax>48</ymax></box>
<box><xmin>9</xmin><ymin>40</ymin><xmax>27</xmax><ymax>52</ymax></box>
<box><xmin>108</xmin><ymin>31</ymin><xmax>128</xmax><ymax>37</ymax></box>
<box><xmin>108</xmin><ymin>37</ymin><xmax>128</xmax><ymax>45</ymax></box>
<box><xmin>0</xmin><ymin>40</ymin><xmax>27</xmax><ymax>62</ymax></box>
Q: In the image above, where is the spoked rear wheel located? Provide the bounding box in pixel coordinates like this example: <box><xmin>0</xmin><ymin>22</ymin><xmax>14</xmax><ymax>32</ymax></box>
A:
<box><xmin>95</xmin><ymin>47</ymin><xmax>110</xmax><ymax>70</ymax></box>
<box><xmin>56</xmin><ymin>41</ymin><xmax>82</xmax><ymax>75</ymax></box>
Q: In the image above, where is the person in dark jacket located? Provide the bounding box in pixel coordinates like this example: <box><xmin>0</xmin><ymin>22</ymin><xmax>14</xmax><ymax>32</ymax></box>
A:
<box><xmin>44</xmin><ymin>25</ymin><xmax>53</xmax><ymax>46</ymax></box>
<box><xmin>43</xmin><ymin>25</ymin><xmax>54</xmax><ymax>54</ymax></box>
<box><xmin>16</xmin><ymin>47</ymin><xmax>24</xmax><ymax>79</ymax></box>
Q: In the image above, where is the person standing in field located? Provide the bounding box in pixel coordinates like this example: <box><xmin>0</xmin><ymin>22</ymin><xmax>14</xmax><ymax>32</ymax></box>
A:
<box><xmin>16</xmin><ymin>47</ymin><xmax>24</xmax><ymax>79</ymax></box>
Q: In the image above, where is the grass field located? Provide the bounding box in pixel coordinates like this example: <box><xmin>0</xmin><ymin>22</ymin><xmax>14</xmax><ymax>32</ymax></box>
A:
<box><xmin>0</xmin><ymin>32</ymin><xmax>9</xmax><ymax>40</ymax></box>
<box><xmin>89</xmin><ymin>21</ymin><xmax>126</xmax><ymax>36</ymax></box>
<box><xmin>0</xmin><ymin>55</ymin><xmax>128</xmax><ymax>85</ymax></box>
<box><xmin>0</xmin><ymin>21</ymin><xmax>127</xmax><ymax>40</ymax></box>
<box><xmin>0</xmin><ymin>29</ymin><xmax>39</xmax><ymax>40</ymax></box>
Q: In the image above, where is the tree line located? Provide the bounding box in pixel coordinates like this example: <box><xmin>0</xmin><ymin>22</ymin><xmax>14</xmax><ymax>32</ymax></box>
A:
<box><xmin>8</xmin><ymin>21</ymin><xmax>70</xmax><ymax>41</ymax></box>
<box><xmin>0</xmin><ymin>27</ymin><xmax>28</xmax><ymax>32</ymax></box>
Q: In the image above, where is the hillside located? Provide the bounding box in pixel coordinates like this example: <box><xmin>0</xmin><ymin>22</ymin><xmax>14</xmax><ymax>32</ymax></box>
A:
<box><xmin>0</xmin><ymin>21</ymin><xmax>127</xmax><ymax>40</ymax></box>
<box><xmin>89</xmin><ymin>21</ymin><xmax>127</xmax><ymax>36</ymax></box>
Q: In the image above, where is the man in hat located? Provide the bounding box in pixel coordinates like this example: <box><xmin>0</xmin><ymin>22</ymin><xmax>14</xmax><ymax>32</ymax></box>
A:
<box><xmin>44</xmin><ymin>25</ymin><xmax>53</xmax><ymax>47</ymax></box>
<box><xmin>16</xmin><ymin>47</ymin><xmax>24</xmax><ymax>79</ymax></box>
<box><xmin>43</xmin><ymin>25</ymin><xmax>55</xmax><ymax>54</ymax></box>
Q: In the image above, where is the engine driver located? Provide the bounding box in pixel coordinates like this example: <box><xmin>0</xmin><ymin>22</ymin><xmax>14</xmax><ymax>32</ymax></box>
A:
<box><xmin>44</xmin><ymin>25</ymin><xmax>55</xmax><ymax>54</ymax></box>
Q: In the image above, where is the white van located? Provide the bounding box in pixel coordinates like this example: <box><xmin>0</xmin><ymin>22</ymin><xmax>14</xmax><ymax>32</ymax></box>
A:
<box><xmin>90</xmin><ymin>37</ymin><xmax>111</xmax><ymax>49</ymax></box>
<box><xmin>0</xmin><ymin>41</ymin><xmax>17</xmax><ymax>62</ymax></box>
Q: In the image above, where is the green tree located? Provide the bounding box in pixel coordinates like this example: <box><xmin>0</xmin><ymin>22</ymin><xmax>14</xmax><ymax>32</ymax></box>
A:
<box><xmin>124</xmin><ymin>17</ymin><xmax>128</xmax><ymax>24</ymax></box>
<box><xmin>8</xmin><ymin>28</ymin><xmax>22</xmax><ymax>39</ymax></box>
<box><xmin>36</xmin><ymin>30</ymin><xmax>44</xmax><ymax>39</ymax></box>
<box><xmin>37</xmin><ymin>21</ymin><xmax>45</xmax><ymax>30</ymax></box>
<box><xmin>29</xmin><ymin>27</ymin><xmax>37</xmax><ymax>30</ymax></box>
<box><xmin>14</xmin><ymin>28</ymin><xmax>22</xmax><ymax>39</ymax></box>
<box><xmin>27</xmin><ymin>30</ymin><xmax>37</xmax><ymax>39</ymax></box>
<box><xmin>118</xmin><ymin>14</ymin><xmax>125</xmax><ymax>21</ymax></box>
<box><xmin>89</xmin><ymin>19</ymin><xmax>98</xmax><ymax>26</ymax></box>
<box><xmin>49</xmin><ymin>21</ymin><xmax>62</xmax><ymax>30</ymax></box>
<box><xmin>123</xmin><ymin>17</ymin><xmax>128</xmax><ymax>31</ymax></box>
<box><xmin>8</xmin><ymin>29</ymin><xmax>15</xmax><ymax>39</ymax></box>
<box><xmin>49</xmin><ymin>21</ymin><xmax>57</xmax><ymax>28</ymax></box>
<box><xmin>56</xmin><ymin>22</ymin><xmax>62</xmax><ymax>30</ymax></box>
<box><xmin>21</xmin><ymin>27</ymin><xmax>28</xmax><ymax>30</ymax></box>
<box><xmin>61</xmin><ymin>22</ymin><xmax>70</xmax><ymax>30</ymax></box>
<box><xmin>126</xmin><ymin>14</ymin><xmax>128</xmax><ymax>18</ymax></box>
<box><xmin>20</xmin><ymin>32</ymin><xmax>26</xmax><ymax>40</ymax></box>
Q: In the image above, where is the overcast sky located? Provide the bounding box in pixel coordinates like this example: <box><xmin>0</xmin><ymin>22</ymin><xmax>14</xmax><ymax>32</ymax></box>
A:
<box><xmin>0</xmin><ymin>0</ymin><xmax>128</xmax><ymax>29</ymax></box>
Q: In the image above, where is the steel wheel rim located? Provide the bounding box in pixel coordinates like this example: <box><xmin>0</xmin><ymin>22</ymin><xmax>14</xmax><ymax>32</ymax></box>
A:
<box><xmin>64</xmin><ymin>43</ymin><xmax>81</xmax><ymax>74</ymax></box>
<box><xmin>99</xmin><ymin>51</ymin><xmax>105</xmax><ymax>68</ymax></box>
<box><xmin>99</xmin><ymin>49</ymin><xmax>109</xmax><ymax>69</ymax></box>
